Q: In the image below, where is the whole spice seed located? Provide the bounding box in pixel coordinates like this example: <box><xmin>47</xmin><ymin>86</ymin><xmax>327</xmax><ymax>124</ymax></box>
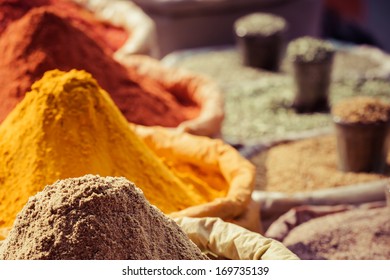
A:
<box><xmin>234</xmin><ymin>13</ymin><xmax>286</xmax><ymax>37</ymax></box>
<box><xmin>249</xmin><ymin>135</ymin><xmax>388</xmax><ymax>192</ymax></box>
<box><xmin>287</xmin><ymin>36</ymin><xmax>335</xmax><ymax>63</ymax></box>
<box><xmin>0</xmin><ymin>175</ymin><xmax>209</xmax><ymax>260</ymax></box>
<box><xmin>283</xmin><ymin>207</ymin><xmax>390</xmax><ymax>260</ymax></box>
<box><xmin>171</xmin><ymin>48</ymin><xmax>390</xmax><ymax>144</ymax></box>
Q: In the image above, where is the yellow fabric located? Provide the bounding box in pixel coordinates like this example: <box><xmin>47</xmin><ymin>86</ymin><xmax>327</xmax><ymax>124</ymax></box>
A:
<box><xmin>175</xmin><ymin>217</ymin><xmax>299</xmax><ymax>260</ymax></box>
<box><xmin>133</xmin><ymin>125</ymin><xmax>256</xmax><ymax>220</ymax></box>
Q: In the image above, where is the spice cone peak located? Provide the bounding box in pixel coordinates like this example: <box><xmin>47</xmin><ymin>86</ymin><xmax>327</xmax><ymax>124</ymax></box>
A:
<box><xmin>0</xmin><ymin>69</ymin><xmax>207</xmax><ymax>228</ymax></box>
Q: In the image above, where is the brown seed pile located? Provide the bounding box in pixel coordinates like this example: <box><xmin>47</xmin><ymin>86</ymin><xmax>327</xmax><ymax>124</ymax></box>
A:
<box><xmin>283</xmin><ymin>207</ymin><xmax>390</xmax><ymax>260</ymax></box>
<box><xmin>287</xmin><ymin>36</ymin><xmax>335</xmax><ymax>63</ymax></box>
<box><xmin>332</xmin><ymin>96</ymin><xmax>390</xmax><ymax>124</ymax></box>
<box><xmin>250</xmin><ymin>135</ymin><xmax>388</xmax><ymax>192</ymax></box>
<box><xmin>234</xmin><ymin>13</ymin><xmax>286</xmax><ymax>37</ymax></box>
<box><xmin>0</xmin><ymin>175</ymin><xmax>208</xmax><ymax>260</ymax></box>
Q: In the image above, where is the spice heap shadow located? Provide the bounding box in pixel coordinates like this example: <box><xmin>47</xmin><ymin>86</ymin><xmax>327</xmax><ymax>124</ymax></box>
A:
<box><xmin>0</xmin><ymin>7</ymin><xmax>199</xmax><ymax>126</ymax></box>
<box><xmin>0</xmin><ymin>175</ymin><xmax>209</xmax><ymax>260</ymax></box>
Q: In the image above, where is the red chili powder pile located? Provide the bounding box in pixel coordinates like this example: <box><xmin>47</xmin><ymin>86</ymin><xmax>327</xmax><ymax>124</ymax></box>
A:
<box><xmin>0</xmin><ymin>7</ymin><xmax>200</xmax><ymax>126</ymax></box>
<box><xmin>0</xmin><ymin>0</ymin><xmax>128</xmax><ymax>53</ymax></box>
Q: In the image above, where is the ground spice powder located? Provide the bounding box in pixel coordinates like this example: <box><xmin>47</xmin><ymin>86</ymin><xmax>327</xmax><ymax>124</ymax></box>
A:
<box><xmin>0</xmin><ymin>0</ymin><xmax>128</xmax><ymax>53</ymax></box>
<box><xmin>283</xmin><ymin>207</ymin><xmax>390</xmax><ymax>260</ymax></box>
<box><xmin>0</xmin><ymin>7</ymin><xmax>199</xmax><ymax>125</ymax></box>
<box><xmin>0</xmin><ymin>175</ymin><xmax>208</xmax><ymax>260</ymax></box>
<box><xmin>250</xmin><ymin>135</ymin><xmax>388</xmax><ymax>192</ymax></box>
<box><xmin>0</xmin><ymin>69</ymin><xmax>218</xmax><ymax>229</ymax></box>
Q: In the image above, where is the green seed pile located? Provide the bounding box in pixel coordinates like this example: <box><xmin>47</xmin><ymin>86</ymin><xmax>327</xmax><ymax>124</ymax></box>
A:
<box><xmin>287</xmin><ymin>37</ymin><xmax>335</xmax><ymax>63</ymax></box>
<box><xmin>169</xmin><ymin>47</ymin><xmax>390</xmax><ymax>144</ymax></box>
<box><xmin>234</xmin><ymin>13</ymin><xmax>286</xmax><ymax>37</ymax></box>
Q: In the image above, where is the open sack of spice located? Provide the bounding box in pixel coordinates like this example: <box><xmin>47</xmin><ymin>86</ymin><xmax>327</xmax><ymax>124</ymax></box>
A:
<box><xmin>0</xmin><ymin>5</ymin><xmax>223</xmax><ymax>137</ymax></box>
<box><xmin>163</xmin><ymin>38</ymin><xmax>390</xmax><ymax>146</ymax></box>
<box><xmin>0</xmin><ymin>175</ymin><xmax>296</xmax><ymax>260</ymax></box>
<box><xmin>0</xmin><ymin>69</ymin><xmax>252</xmax><ymax>237</ymax></box>
<box><xmin>249</xmin><ymin>96</ymin><xmax>390</xmax><ymax>225</ymax></box>
<box><xmin>264</xmin><ymin>201</ymin><xmax>389</xmax><ymax>260</ymax></box>
<box><xmin>131</xmin><ymin>124</ymin><xmax>261</xmax><ymax>233</ymax></box>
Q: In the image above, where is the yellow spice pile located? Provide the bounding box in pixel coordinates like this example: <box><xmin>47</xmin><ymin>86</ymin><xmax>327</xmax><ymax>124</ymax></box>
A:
<box><xmin>0</xmin><ymin>69</ymin><xmax>228</xmax><ymax>229</ymax></box>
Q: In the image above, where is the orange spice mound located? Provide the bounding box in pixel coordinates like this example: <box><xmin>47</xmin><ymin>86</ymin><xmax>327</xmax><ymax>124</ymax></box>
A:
<box><xmin>0</xmin><ymin>0</ymin><xmax>128</xmax><ymax>53</ymax></box>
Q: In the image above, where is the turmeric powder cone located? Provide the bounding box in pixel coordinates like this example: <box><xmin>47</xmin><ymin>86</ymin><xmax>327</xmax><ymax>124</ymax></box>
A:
<box><xmin>0</xmin><ymin>69</ymin><xmax>213</xmax><ymax>229</ymax></box>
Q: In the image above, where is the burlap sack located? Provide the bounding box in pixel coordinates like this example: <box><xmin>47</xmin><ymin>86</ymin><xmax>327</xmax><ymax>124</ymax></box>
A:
<box><xmin>132</xmin><ymin>125</ymin><xmax>256</xmax><ymax>226</ymax></box>
<box><xmin>264</xmin><ymin>201</ymin><xmax>386</xmax><ymax>242</ymax></box>
<box><xmin>246</xmin><ymin>129</ymin><xmax>388</xmax><ymax>226</ymax></box>
<box><xmin>127</xmin><ymin>56</ymin><xmax>224</xmax><ymax>137</ymax></box>
<box><xmin>253</xmin><ymin>179</ymin><xmax>387</xmax><ymax>229</ymax></box>
<box><xmin>174</xmin><ymin>217</ymin><xmax>299</xmax><ymax>260</ymax></box>
<box><xmin>72</xmin><ymin>0</ymin><xmax>157</xmax><ymax>56</ymax></box>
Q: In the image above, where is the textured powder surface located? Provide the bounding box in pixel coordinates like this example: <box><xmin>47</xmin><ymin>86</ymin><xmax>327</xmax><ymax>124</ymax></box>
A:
<box><xmin>0</xmin><ymin>175</ymin><xmax>208</xmax><ymax>260</ymax></box>
<box><xmin>234</xmin><ymin>13</ymin><xmax>286</xmax><ymax>37</ymax></box>
<box><xmin>250</xmin><ymin>135</ymin><xmax>388</xmax><ymax>192</ymax></box>
<box><xmin>332</xmin><ymin>96</ymin><xmax>390</xmax><ymax>124</ymax></box>
<box><xmin>0</xmin><ymin>8</ymin><xmax>199</xmax><ymax>125</ymax></box>
<box><xmin>283</xmin><ymin>207</ymin><xmax>390</xmax><ymax>260</ymax></box>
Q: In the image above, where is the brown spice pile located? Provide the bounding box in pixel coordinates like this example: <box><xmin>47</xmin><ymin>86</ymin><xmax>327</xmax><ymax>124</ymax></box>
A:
<box><xmin>332</xmin><ymin>96</ymin><xmax>390</xmax><ymax>124</ymax></box>
<box><xmin>283</xmin><ymin>207</ymin><xmax>390</xmax><ymax>260</ymax></box>
<box><xmin>0</xmin><ymin>175</ymin><xmax>208</xmax><ymax>260</ymax></box>
<box><xmin>250</xmin><ymin>135</ymin><xmax>388</xmax><ymax>192</ymax></box>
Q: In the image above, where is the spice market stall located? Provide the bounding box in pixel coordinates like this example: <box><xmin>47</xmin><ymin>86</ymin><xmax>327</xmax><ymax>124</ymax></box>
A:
<box><xmin>163</xmin><ymin>38</ymin><xmax>390</xmax><ymax>230</ymax></box>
